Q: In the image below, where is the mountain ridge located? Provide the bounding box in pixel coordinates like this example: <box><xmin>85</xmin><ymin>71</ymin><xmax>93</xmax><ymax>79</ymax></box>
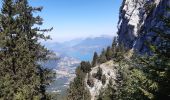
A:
<box><xmin>44</xmin><ymin>35</ymin><xmax>113</xmax><ymax>61</ymax></box>
<box><xmin>67</xmin><ymin>0</ymin><xmax>170</xmax><ymax>100</ymax></box>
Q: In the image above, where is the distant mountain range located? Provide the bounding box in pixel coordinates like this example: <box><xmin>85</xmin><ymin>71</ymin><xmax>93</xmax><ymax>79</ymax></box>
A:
<box><xmin>44</xmin><ymin>35</ymin><xmax>113</xmax><ymax>61</ymax></box>
<box><xmin>42</xmin><ymin>35</ymin><xmax>114</xmax><ymax>96</ymax></box>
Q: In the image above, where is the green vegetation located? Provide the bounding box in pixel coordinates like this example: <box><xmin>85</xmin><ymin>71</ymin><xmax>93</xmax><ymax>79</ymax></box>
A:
<box><xmin>106</xmin><ymin>46</ymin><xmax>113</xmax><ymax>60</ymax></box>
<box><xmin>86</xmin><ymin>9</ymin><xmax>170</xmax><ymax>99</ymax></box>
<box><xmin>0</xmin><ymin>0</ymin><xmax>169</xmax><ymax>100</ymax></box>
<box><xmin>97</xmin><ymin>5</ymin><xmax>170</xmax><ymax>100</ymax></box>
<box><xmin>67</xmin><ymin>66</ymin><xmax>91</xmax><ymax>100</ymax></box>
<box><xmin>0</xmin><ymin>0</ymin><xmax>54</xmax><ymax>99</ymax></box>
<box><xmin>95</xmin><ymin>67</ymin><xmax>103</xmax><ymax>80</ymax></box>
<box><xmin>92</xmin><ymin>52</ymin><xmax>98</xmax><ymax>67</ymax></box>
<box><xmin>98</xmin><ymin>49</ymin><xmax>107</xmax><ymax>64</ymax></box>
<box><xmin>101</xmin><ymin>75</ymin><xmax>106</xmax><ymax>85</ymax></box>
<box><xmin>144</xmin><ymin>2</ymin><xmax>156</xmax><ymax>15</ymax></box>
<box><xmin>80</xmin><ymin>61</ymin><xmax>92</xmax><ymax>73</ymax></box>
<box><xmin>87</xmin><ymin>73</ymin><xmax>94</xmax><ymax>87</ymax></box>
<box><xmin>97</xmin><ymin>79</ymin><xmax>116</xmax><ymax>100</ymax></box>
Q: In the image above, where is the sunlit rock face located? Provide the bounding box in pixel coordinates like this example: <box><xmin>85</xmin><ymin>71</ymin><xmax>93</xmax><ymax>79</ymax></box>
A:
<box><xmin>118</xmin><ymin>0</ymin><xmax>149</xmax><ymax>49</ymax></box>
<box><xmin>118</xmin><ymin>0</ymin><xmax>170</xmax><ymax>53</ymax></box>
<box><xmin>85</xmin><ymin>61</ymin><xmax>118</xmax><ymax>100</ymax></box>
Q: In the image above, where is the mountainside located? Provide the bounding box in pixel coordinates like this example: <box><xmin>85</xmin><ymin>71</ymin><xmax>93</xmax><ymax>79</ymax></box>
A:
<box><xmin>68</xmin><ymin>0</ymin><xmax>170</xmax><ymax>100</ymax></box>
<box><xmin>118</xmin><ymin>0</ymin><xmax>170</xmax><ymax>53</ymax></box>
<box><xmin>85</xmin><ymin>60</ymin><xmax>118</xmax><ymax>100</ymax></box>
<box><xmin>42</xmin><ymin>36</ymin><xmax>113</xmax><ymax>99</ymax></box>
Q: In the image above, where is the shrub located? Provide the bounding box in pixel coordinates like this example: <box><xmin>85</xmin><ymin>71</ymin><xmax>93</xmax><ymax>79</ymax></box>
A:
<box><xmin>95</xmin><ymin>67</ymin><xmax>103</xmax><ymax>80</ymax></box>
<box><xmin>87</xmin><ymin>74</ymin><xmax>94</xmax><ymax>87</ymax></box>
<box><xmin>101</xmin><ymin>75</ymin><xmax>106</xmax><ymax>85</ymax></box>
<box><xmin>80</xmin><ymin>61</ymin><xmax>92</xmax><ymax>73</ymax></box>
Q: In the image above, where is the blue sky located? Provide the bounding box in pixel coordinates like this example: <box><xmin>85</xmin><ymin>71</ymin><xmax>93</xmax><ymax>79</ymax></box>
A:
<box><xmin>0</xmin><ymin>0</ymin><xmax>122</xmax><ymax>43</ymax></box>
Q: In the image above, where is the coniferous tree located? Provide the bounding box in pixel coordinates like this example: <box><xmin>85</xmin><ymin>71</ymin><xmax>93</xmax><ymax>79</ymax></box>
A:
<box><xmin>96</xmin><ymin>67</ymin><xmax>103</xmax><ymax>80</ymax></box>
<box><xmin>67</xmin><ymin>66</ymin><xmax>91</xmax><ymax>100</ymax></box>
<box><xmin>105</xmin><ymin>46</ymin><xmax>113</xmax><ymax>60</ymax></box>
<box><xmin>101</xmin><ymin>75</ymin><xmax>106</xmax><ymax>85</ymax></box>
<box><xmin>112</xmin><ymin>37</ymin><xmax>117</xmax><ymax>53</ymax></box>
<box><xmin>92</xmin><ymin>52</ymin><xmax>98</xmax><ymax>67</ymax></box>
<box><xmin>98</xmin><ymin>49</ymin><xmax>107</xmax><ymax>64</ymax></box>
<box><xmin>114</xmin><ymin>43</ymin><xmax>126</xmax><ymax>62</ymax></box>
<box><xmin>87</xmin><ymin>73</ymin><xmax>94</xmax><ymax>87</ymax></box>
<box><xmin>136</xmin><ymin>11</ymin><xmax>170</xmax><ymax>99</ymax></box>
<box><xmin>117</xmin><ymin>5</ymin><xmax>170</xmax><ymax>100</ymax></box>
<box><xmin>80</xmin><ymin>61</ymin><xmax>92</xmax><ymax>73</ymax></box>
<box><xmin>0</xmin><ymin>0</ymin><xmax>54</xmax><ymax>99</ymax></box>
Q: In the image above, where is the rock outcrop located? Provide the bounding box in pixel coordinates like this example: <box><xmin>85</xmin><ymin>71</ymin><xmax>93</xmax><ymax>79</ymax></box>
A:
<box><xmin>85</xmin><ymin>1</ymin><xmax>170</xmax><ymax>99</ymax></box>
<box><xmin>118</xmin><ymin>0</ymin><xmax>170</xmax><ymax>53</ymax></box>
<box><xmin>85</xmin><ymin>61</ymin><xmax>118</xmax><ymax>100</ymax></box>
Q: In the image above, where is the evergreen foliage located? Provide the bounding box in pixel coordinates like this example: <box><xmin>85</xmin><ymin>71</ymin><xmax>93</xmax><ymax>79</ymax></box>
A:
<box><xmin>131</xmin><ymin>7</ymin><xmax>170</xmax><ymax>99</ymax></box>
<box><xmin>80</xmin><ymin>61</ymin><xmax>92</xmax><ymax>73</ymax></box>
<box><xmin>95</xmin><ymin>67</ymin><xmax>103</xmax><ymax>80</ymax></box>
<box><xmin>99</xmin><ymin>5</ymin><xmax>170</xmax><ymax>100</ymax></box>
<box><xmin>98</xmin><ymin>49</ymin><xmax>107</xmax><ymax>64</ymax></box>
<box><xmin>111</xmin><ymin>37</ymin><xmax>118</xmax><ymax>58</ymax></box>
<box><xmin>105</xmin><ymin>46</ymin><xmax>113</xmax><ymax>60</ymax></box>
<box><xmin>67</xmin><ymin>66</ymin><xmax>91</xmax><ymax>100</ymax></box>
<box><xmin>92</xmin><ymin>52</ymin><xmax>98</xmax><ymax>67</ymax></box>
<box><xmin>87</xmin><ymin>73</ymin><xmax>94</xmax><ymax>87</ymax></box>
<box><xmin>122</xmin><ymin>6</ymin><xmax>170</xmax><ymax>99</ymax></box>
<box><xmin>97</xmin><ymin>79</ymin><xmax>116</xmax><ymax>100</ymax></box>
<box><xmin>101</xmin><ymin>75</ymin><xmax>106</xmax><ymax>85</ymax></box>
<box><xmin>0</xmin><ymin>0</ymin><xmax>54</xmax><ymax>99</ymax></box>
<box><xmin>66</xmin><ymin>4</ymin><xmax>170</xmax><ymax>100</ymax></box>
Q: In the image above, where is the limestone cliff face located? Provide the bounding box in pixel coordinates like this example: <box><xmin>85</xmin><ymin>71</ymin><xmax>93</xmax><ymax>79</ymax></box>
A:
<box><xmin>118</xmin><ymin>0</ymin><xmax>170</xmax><ymax>53</ymax></box>
<box><xmin>85</xmin><ymin>61</ymin><xmax>118</xmax><ymax>100</ymax></box>
<box><xmin>85</xmin><ymin>1</ymin><xmax>170</xmax><ymax>99</ymax></box>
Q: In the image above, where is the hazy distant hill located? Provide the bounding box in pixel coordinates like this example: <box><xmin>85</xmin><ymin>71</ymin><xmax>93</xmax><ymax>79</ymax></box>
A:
<box><xmin>42</xmin><ymin>35</ymin><xmax>113</xmax><ymax>96</ymax></box>
<box><xmin>44</xmin><ymin>35</ymin><xmax>113</xmax><ymax>61</ymax></box>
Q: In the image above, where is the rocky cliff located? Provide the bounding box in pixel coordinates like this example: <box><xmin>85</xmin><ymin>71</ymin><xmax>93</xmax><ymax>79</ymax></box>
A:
<box><xmin>81</xmin><ymin>1</ymin><xmax>170</xmax><ymax>100</ymax></box>
<box><xmin>85</xmin><ymin>61</ymin><xmax>118</xmax><ymax>100</ymax></box>
<box><xmin>118</xmin><ymin>0</ymin><xmax>170</xmax><ymax>53</ymax></box>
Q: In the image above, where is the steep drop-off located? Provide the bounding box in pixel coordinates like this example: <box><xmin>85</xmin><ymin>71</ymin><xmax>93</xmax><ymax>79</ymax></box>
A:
<box><xmin>68</xmin><ymin>0</ymin><xmax>170</xmax><ymax>100</ymax></box>
<box><xmin>85</xmin><ymin>0</ymin><xmax>170</xmax><ymax>99</ymax></box>
<box><xmin>118</xmin><ymin>0</ymin><xmax>170</xmax><ymax>53</ymax></box>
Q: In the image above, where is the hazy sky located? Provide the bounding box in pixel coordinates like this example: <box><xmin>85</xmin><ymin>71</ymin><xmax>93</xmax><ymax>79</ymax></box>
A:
<box><xmin>0</xmin><ymin>0</ymin><xmax>122</xmax><ymax>43</ymax></box>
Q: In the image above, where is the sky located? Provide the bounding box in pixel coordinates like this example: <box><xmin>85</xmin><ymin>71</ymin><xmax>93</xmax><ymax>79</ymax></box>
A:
<box><xmin>0</xmin><ymin>0</ymin><xmax>122</xmax><ymax>43</ymax></box>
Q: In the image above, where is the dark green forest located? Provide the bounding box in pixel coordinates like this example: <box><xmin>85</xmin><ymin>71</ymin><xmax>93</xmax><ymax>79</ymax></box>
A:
<box><xmin>0</xmin><ymin>0</ymin><xmax>170</xmax><ymax>100</ymax></box>
<box><xmin>0</xmin><ymin>0</ymin><xmax>55</xmax><ymax>99</ymax></box>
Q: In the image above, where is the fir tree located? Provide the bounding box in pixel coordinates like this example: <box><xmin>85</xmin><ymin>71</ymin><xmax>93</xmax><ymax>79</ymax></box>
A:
<box><xmin>105</xmin><ymin>46</ymin><xmax>113</xmax><ymax>60</ymax></box>
<box><xmin>0</xmin><ymin>0</ymin><xmax>54</xmax><ymax>99</ymax></box>
<box><xmin>101</xmin><ymin>75</ymin><xmax>106</xmax><ymax>85</ymax></box>
<box><xmin>96</xmin><ymin>67</ymin><xmax>103</xmax><ymax>80</ymax></box>
<box><xmin>112</xmin><ymin>37</ymin><xmax>117</xmax><ymax>54</ymax></box>
<box><xmin>118</xmin><ymin>5</ymin><xmax>170</xmax><ymax>100</ymax></box>
<box><xmin>67</xmin><ymin>66</ymin><xmax>91</xmax><ymax>100</ymax></box>
<box><xmin>92</xmin><ymin>52</ymin><xmax>98</xmax><ymax>67</ymax></box>
<box><xmin>80</xmin><ymin>61</ymin><xmax>92</xmax><ymax>73</ymax></box>
<box><xmin>87</xmin><ymin>73</ymin><xmax>94</xmax><ymax>87</ymax></box>
<box><xmin>98</xmin><ymin>49</ymin><xmax>107</xmax><ymax>64</ymax></box>
<box><xmin>137</xmin><ymin>13</ymin><xmax>170</xmax><ymax>99</ymax></box>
